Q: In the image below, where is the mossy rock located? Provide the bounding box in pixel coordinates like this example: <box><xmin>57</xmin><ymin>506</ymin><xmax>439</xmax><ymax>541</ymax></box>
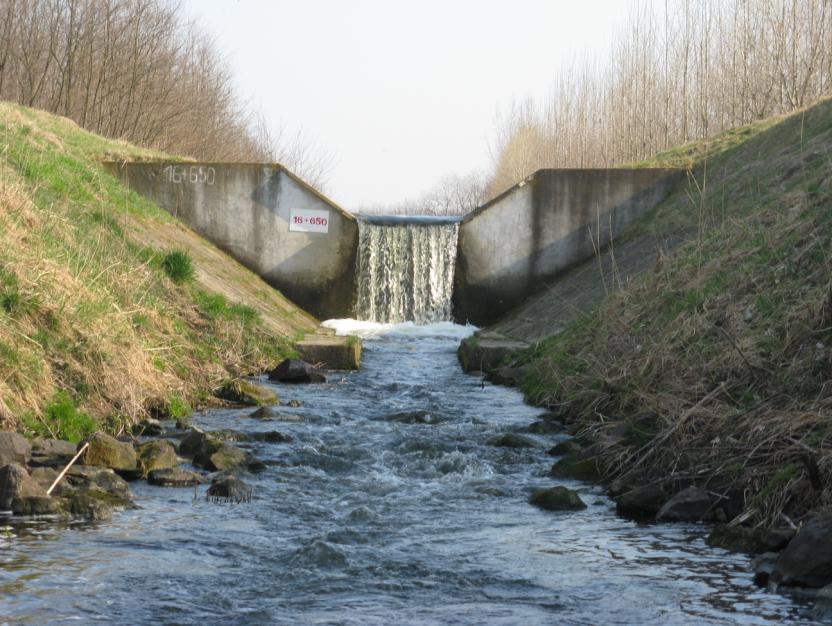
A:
<box><xmin>707</xmin><ymin>525</ymin><xmax>765</xmax><ymax>554</ymax></box>
<box><xmin>60</xmin><ymin>492</ymin><xmax>116</xmax><ymax>521</ymax></box>
<box><xmin>488</xmin><ymin>433</ymin><xmax>538</xmax><ymax>448</ymax></box>
<box><xmin>11</xmin><ymin>495</ymin><xmax>61</xmax><ymax>516</ymax></box>
<box><xmin>216</xmin><ymin>379</ymin><xmax>278</xmax><ymax>406</ymax></box>
<box><xmin>529</xmin><ymin>486</ymin><xmax>587</xmax><ymax>511</ymax></box>
<box><xmin>547</xmin><ymin>439</ymin><xmax>584</xmax><ymax>457</ymax></box>
<box><xmin>193</xmin><ymin>440</ymin><xmax>248</xmax><ymax>472</ymax></box>
<box><xmin>136</xmin><ymin>439</ymin><xmax>178</xmax><ymax>478</ymax></box>
<box><xmin>549</xmin><ymin>454</ymin><xmax>603</xmax><ymax>482</ymax></box>
<box><xmin>147</xmin><ymin>467</ymin><xmax>204</xmax><ymax>487</ymax></box>
<box><xmin>82</xmin><ymin>432</ymin><xmax>137</xmax><ymax>472</ymax></box>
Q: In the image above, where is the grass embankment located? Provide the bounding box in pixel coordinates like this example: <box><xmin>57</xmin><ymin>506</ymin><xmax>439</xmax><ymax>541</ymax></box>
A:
<box><xmin>518</xmin><ymin>97</ymin><xmax>832</xmax><ymax>527</ymax></box>
<box><xmin>0</xmin><ymin>103</ymin><xmax>318</xmax><ymax>440</ymax></box>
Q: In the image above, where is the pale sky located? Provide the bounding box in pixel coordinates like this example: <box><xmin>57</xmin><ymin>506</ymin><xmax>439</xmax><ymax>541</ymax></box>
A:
<box><xmin>183</xmin><ymin>0</ymin><xmax>633</xmax><ymax>210</ymax></box>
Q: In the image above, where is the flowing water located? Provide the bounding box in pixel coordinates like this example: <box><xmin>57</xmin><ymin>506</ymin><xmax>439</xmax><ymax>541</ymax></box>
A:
<box><xmin>0</xmin><ymin>321</ymin><xmax>820</xmax><ymax>625</ymax></box>
<box><xmin>355</xmin><ymin>218</ymin><xmax>459</xmax><ymax>323</ymax></box>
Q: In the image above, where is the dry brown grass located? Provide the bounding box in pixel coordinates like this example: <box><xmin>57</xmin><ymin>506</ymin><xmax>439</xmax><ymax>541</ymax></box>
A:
<box><xmin>0</xmin><ymin>102</ymin><xmax>317</xmax><ymax>437</ymax></box>
<box><xmin>519</xmin><ymin>97</ymin><xmax>832</xmax><ymax>528</ymax></box>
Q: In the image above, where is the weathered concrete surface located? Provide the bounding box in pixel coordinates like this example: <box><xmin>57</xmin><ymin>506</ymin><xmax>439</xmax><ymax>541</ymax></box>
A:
<box><xmin>487</xmin><ymin>230</ymin><xmax>691</xmax><ymax>342</ymax></box>
<box><xmin>453</xmin><ymin>168</ymin><xmax>683</xmax><ymax>325</ymax></box>
<box><xmin>296</xmin><ymin>334</ymin><xmax>362</xmax><ymax>370</ymax></box>
<box><xmin>106</xmin><ymin>162</ymin><xmax>358</xmax><ymax>320</ymax></box>
<box><xmin>457</xmin><ymin>331</ymin><xmax>529</xmax><ymax>373</ymax></box>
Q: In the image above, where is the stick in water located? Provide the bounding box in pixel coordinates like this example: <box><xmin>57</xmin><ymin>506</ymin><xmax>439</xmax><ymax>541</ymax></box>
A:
<box><xmin>47</xmin><ymin>442</ymin><xmax>90</xmax><ymax>495</ymax></box>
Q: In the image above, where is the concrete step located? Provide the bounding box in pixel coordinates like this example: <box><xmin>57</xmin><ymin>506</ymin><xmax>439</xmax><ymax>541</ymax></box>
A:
<box><xmin>457</xmin><ymin>332</ymin><xmax>529</xmax><ymax>373</ymax></box>
<box><xmin>296</xmin><ymin>334</ymin><xmax>362</xmax><ymax>370</ymax></box>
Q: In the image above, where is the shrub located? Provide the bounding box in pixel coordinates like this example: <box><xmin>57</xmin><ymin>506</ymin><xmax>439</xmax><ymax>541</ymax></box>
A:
<box><xmin>161</xmin><ymin>250</ymin><xmax>195</xmax><ymax>284</ymax></box>
<box><xmin>25</xmin><ymin>391</ymin><xmax>98</xmax><ymax>443</ymax></box>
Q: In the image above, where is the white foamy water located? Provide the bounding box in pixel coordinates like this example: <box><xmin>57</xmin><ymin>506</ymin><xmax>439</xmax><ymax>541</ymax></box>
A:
<box><xmin>354</xmin><ymin>220</ymin><xmax>459</xmax><ymax>324</ymax></box>
<box><xmin>323</xmin><ymin>318</ymin><xmax>476</xmax><ymax>340</ymax></box>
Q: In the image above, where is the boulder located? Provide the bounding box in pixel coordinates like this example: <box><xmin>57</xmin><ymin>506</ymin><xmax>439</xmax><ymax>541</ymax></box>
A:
<box><xmin>547</xmin><ymin>439</ymin><xmax>584</xmax><ymax>457</ymax></box>
<box><xmin>707</xmin><ymin>525</ymin><xmax>766</xmax><ymax>554</ymax></box>
<box><xmin>193</xmin><ymin>440</ymin><xmax>258</xmax><ymax>472</ymax></box>
<box><xmin>251</xmin><ymin>431</ymin><xmax>292</xmax><ymax>443</ymax></box>
<box><xmin>178</xmin><ymin>429</ymin><xmax>258</xmax><ymax>471</ymax></box>
<box><xmin>615</xmin><ymin>484</ymin><xmax>668</xmax><ymax>521</ymax></box>
<box><xmin>0</xmin><ymin>463</ymin><xmax>46</xmax><ymax>510</ymax></box>
<box><xmin>760</xmin><ymin>527</ymin><xmax>796</xmax><ymax>551</ymax></box>
<box><xmin>707</xmin><ymin>525</ymin><xmax>796</xmax><ymax>555</ymax></box>
<box><xmin>31</xmin><ymin>438</ymin><xmax>76</xmax><ymax>459</ymax></box>
<box><xmin>147</xmin><ymin>467</ymin><xmax>204</xmax><ymax>487</ymax></box>
<box><xmin>211</xmin><ymin>429</ymin><xmax>250</xmax><ymax>442</ymax></box>
<box><xmin>132</xmin><ymin>418</ymin><xmax>164</xmax><ymax>437</ymax></box>
<box><xmin>81</xmin><ymin>432</ymin><xmax>138</xmax><ymax>474</ymax></box>
<box><xmin>550</xmin><ymin>455</ymin><xmax>603</xmax><ymax>482</ymax></box>
<box><xmin>753</xmin><ymin>552</ymin><xmax>779</xmax><ymax>587</ymax></box>
<box><xmin>29</xmin><ymin>467</ymin><xmax>73</xmax><ymax>496</ymax></box>
<box><xmin>12</xmin><ymin>495</ymin><xmax>61</xmax><ymax>516</ymax></box>
<box><xmin>520</xmin><ymin>420</ymin><xmax>564</xmax><ymax>435</ymax></box>
<box><xmin>136</xmin><ymin>440</ymin><xmax>178</xmax><ymax>478</ymax></box>
<box><xmin>487</xmin><ymin>433</ymin><xmax>538</xmax><ymax>448</ymax></box>
<box><xmin>772</xmin><ymin>514</ymin><xmax>832</xmax><ymax>588</ymax></box>
<box><xmin>0</xmin><ymin>431</ymin><xmax>31</xmax><ymax>467</ymax></box>
<box><xmin>814</xmin><ymin>583</ymin><xmax>832</xmax><ymax>620</ymax></box>
<box><xmin>28</xmin><ymin>438</ymin><xmax>78</xmax><ymax>468</ymax></box>
<box><xmin>216</xmin><ymin>379</ymin><xmax>278</xmax><ymax>406</ymax></box>
<box><xmin>656</xmin><ymin>486</ymin><xmax>716</xmax><ymax>522</ymax></box>
<box><xmin>206</xmin><ymin>474</ymin><xmax>252</xmax><ymax>503</ymax></box>
<box><xmin>64</xmin><ymin>465</ymin><xmax>133</xmax><ymax>504</ymax></box>
<box><xmin>375</xmin><ymin>410</ymin><xmax>447</xmax><ymax>425</ymax></box>
<box><xmin>179</xmin><ymin>428</ymin><xmax>210</xmax><ymax>457</ymax></box>
<box><xmin>529</xmin><ymin>486</ymin><xmax>587</xmax><ymax>511</ymax></box>
<box><xmin>287</xmin><ymin>399</ymin><xmax>302</xmax><ymax>408</ymax></box>
<box><xmin>268</xmin><ymin>359</ymin><xmax>326</xmax><ymax>384</ymax></box>
<box><xmin>60</xmin><ymin>492</ymin><xmax>113</xmax><ymax>521</ymax></box>
<box><xmin>249</xmin><ymin>406</ymin><xmax>302</xmax><ymax>421</ymax></box>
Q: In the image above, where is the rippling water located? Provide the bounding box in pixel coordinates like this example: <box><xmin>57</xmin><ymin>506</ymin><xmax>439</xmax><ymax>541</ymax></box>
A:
<box><xmin>0</xmin><ymin>322</ymin><xmax>819</xmax><ymax>624</ymax></box>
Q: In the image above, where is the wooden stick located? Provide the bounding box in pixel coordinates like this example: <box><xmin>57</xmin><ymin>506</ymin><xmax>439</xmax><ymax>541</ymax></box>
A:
<box><xmin>47</xmin><ymin>442</ymin><xmax>89</xmax><ymax>496</ymax></box>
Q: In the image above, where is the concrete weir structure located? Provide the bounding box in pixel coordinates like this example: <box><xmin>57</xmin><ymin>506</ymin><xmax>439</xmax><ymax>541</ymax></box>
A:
<box><xmin>453</xmin><ymin>169</ymin><xmax>683</xmax><ymax>325</ymax></box>
<box><xmin>105</xmin><ymin>162</ymin><xmax>357</xmax><ymax>320</ymax></box>
<box><xmin>107</xmin><ymin>162</ymin><xmax>682</xmax><ymax>325</ymax></box>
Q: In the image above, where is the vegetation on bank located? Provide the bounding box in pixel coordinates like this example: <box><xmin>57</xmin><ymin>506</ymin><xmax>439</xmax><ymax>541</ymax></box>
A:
<box><xmin>0</xmin><ymin>103</ymin><xmax>317</xmax><ymax>439</ymax></box>
<box><xmin>516</xmin><ymin>96</ymin><xmax>832</xmax><ymax>528</ymax></box>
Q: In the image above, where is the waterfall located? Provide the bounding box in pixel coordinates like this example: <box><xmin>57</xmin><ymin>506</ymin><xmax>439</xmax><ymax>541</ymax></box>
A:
<box><xmin>355</xmin><ymin>218</ymin><xmax>459</xmax><ymax>323</ymax></box>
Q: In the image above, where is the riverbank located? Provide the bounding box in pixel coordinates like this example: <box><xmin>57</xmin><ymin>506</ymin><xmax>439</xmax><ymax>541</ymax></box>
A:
<box><xmin>0</xmin><ymin>103</ymin><xmax>324</xmax><ymax>439</ymax></box>
<box><xmin>459</xmin><ymin>97</ymin><xmax>832</xmax><ymax>596</ymax></box>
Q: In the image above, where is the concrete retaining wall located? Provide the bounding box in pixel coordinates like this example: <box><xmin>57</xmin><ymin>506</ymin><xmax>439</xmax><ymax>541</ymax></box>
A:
<box><xmin>106</xmin><ymin>162</ymin><xmax>357</xmax><ymax>320</ymax></box>
<box><xmin>453</xmin><ymin>169</ymin><xmax>683</xmax><ymax>325</ymax></box>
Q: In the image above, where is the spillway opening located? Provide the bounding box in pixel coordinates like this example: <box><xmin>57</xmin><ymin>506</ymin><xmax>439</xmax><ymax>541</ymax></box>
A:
<box><xmin>355</xmin><ymin>217</ymin><xmax>459</xmax><ymax>324</ymax></box>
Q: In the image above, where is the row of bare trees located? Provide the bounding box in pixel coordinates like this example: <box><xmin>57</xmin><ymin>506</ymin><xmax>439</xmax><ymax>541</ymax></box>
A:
<box><xmin>358</xmin><ymin>171</ymin><xmax>487</xmax><ymax>216</ymax></box>
<box><xmin>0</xmin><ymin>0</ymin><xmax>330</xmax><ymax>186</ymax></box>
<box><xmin>488</xmin><ymin>0</ymin><xmax>832</xmax><ymax>196</ymax></box>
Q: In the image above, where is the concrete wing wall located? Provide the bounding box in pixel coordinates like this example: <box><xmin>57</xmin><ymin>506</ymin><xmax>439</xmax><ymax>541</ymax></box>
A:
<box><xmin>453</xmin><ymin>168</ymin><xmax>683</xmax><ymax>325</ymax></box>
<box><xmin>106</xmin><ymin>162</ymin><xmax>358</xmax><ymax>320</ymax></box>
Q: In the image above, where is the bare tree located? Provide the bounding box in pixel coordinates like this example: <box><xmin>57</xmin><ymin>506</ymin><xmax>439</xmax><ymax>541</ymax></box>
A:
<box><xmin>0</xmin><ymin>0</ymin><xmax>330</xmax><ymax>185</ymax></box>
<box><xmin>486</xmin><ymin>0</ymin><xmax>832</xmax><ymax>196</ymax></box>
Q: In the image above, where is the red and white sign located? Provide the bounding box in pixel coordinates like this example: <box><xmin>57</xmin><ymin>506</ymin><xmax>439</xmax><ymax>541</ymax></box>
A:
<box><xmin>289</xmin><ymin>208</ymin><xmax>330</xmax><ymax>233</ymax></box>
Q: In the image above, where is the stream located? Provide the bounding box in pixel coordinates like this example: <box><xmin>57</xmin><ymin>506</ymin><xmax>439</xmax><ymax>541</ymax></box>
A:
<box><xmin>0</xmin><ymin>321</ymin><xmax>820</xmax><ymax>625</ymax></box>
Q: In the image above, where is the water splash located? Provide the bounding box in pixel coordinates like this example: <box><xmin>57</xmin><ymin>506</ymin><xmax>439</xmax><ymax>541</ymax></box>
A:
<box><xmin>355</xmin><ymin>220</ymin><xmax>459</xmax><ymax>323</ymax></box>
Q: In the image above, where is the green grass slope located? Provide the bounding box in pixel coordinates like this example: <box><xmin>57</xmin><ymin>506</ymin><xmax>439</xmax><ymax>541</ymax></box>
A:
<box><xmin>0</xmin><ymin>103</ymin><xmax>318</xmax><ymax>439</ymax></box>
<box><xmin>518</xmin><ymin>96</ymin><xmax>832</xmax><ymax>527</ymax></box>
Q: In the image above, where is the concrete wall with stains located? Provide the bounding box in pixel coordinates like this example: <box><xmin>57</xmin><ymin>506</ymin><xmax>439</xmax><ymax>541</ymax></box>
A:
<box><xmin>453</xmin><ymin>169</ymin><xmax>684</xmax><ymax>325</ymax></box>
<box><xmin>106</xmin><ymin>162</ymin><xmax>357</xmax><ymax>320</ymax></box>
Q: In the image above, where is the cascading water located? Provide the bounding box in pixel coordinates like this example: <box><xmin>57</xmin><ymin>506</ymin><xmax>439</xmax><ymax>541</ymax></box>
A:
<box><xmin>355</xmin><ymin>217</ymin><xmax>459</xmax><ymax>323</ymax></box>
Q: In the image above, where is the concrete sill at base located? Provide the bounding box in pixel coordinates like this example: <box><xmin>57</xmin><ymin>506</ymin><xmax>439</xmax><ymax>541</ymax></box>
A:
<box><xmin>458</xmin><ymin>331</ymin><xmax>529</xmax><ymax>373</ymax></box>
<box><xmin>296</xmin><ymin>333</ymin><xmax>362</xmax><ymax>370</ymax></box>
